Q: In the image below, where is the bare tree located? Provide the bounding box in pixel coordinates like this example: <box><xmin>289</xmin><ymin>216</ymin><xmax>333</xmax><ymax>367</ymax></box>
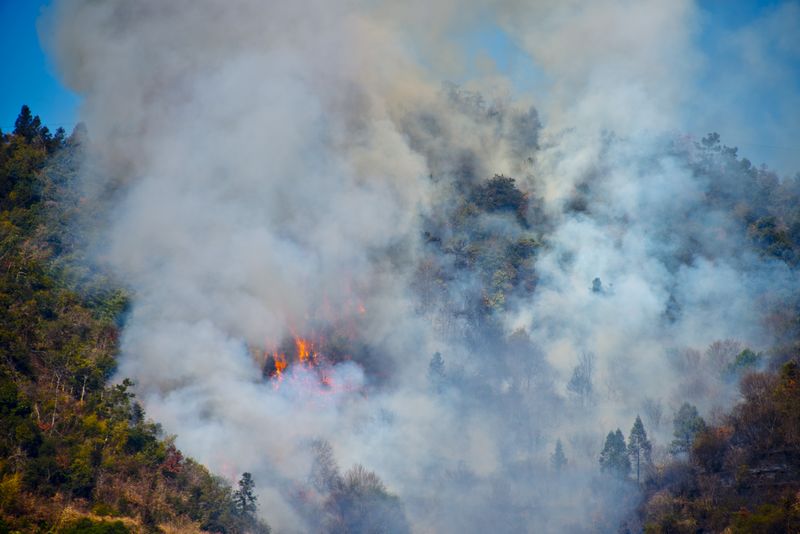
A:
<box><xmin>567</xmin><ymin>352</ymin><xmax>595</xmax><ymax>406</ymax></box>
<box><xmin>705</xmin><ymin>339</ymin><xmax>742</xmax><ymax>374</ymax></box>
<box><xmin>642</xmin><ymin>397</ymin><xmax>663</xmax><ymax>430</ymax></box>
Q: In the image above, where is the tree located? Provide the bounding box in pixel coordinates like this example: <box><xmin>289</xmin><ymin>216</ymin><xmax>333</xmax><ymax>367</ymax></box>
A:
<box><xmin>592</xmin><ymin>277</ymin><xmax>603</xmax><ymax>293</ymax></box>
<box><xmin>551</xmin><ymin>439</ymin><xmax>567</xmax><ymax>472</ymax></box>
<box><xmin>776</xmin><ymin>361</ymin><xmax>800</xmax><ymax>447</ymax></box>
<box><xmin>627</xmin><ymin>415</ymin><xmax>652</xmax><ymax>483</ymax></box>
<box><xmin>233</xmin><ymin>472</ymin><xmax>257</xmax><ymax>516</ymax></box>
<box><xmin>327</xmin><ymin>464</ymin><xmax>410</xmax><ymax>534</ymax></box>
<box><xmin>310</xmin><ymin>439</ymin><xmax>341</xmax><ymax>493</ymax></box>
<box><xmin>726</xmin><ymin>348</ymin><xmax>762</xmax><ymax>377</ymax></box>
<box><xmin>161</xmin><ymin>440</ymin><xmax>184</xmax><ymax>477</ymax></box>
<box><xmin>642</xmin><ymin>397</ymin><xmax>663</xmax><ymax>430</ymax></box>
<box><xmin>470</xmin><ymin>174</ymin><xmax>529</xmax><ymax>224</ymax></box>
<box><xmin>567</xmin><ymin>352</ymin><xmax>594</xmax><ymax>405</ymax></box>
<box><xmin>670</xmin><ymin>403</ymin><xmax>706</xmax><ymax>455</ymax></box>
<box><xmin>599</xmin><ymin>429</ymin><xmax>630</xmax><ymax>478</ymax></box>
<box><xmin>13</xmin><ymin>105</ymin><xmax>41</xmax><ymax>142</ymax></box>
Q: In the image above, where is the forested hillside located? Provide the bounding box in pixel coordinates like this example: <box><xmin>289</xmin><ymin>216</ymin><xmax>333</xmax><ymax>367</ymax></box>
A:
<box><xmin>637</xmin><ymin>136</ymin><xmax>800</xmax><ymax>532</ymax></box>
<box><xmin>0</xmin><ymin>107</ymin><xmax>269</xmax><ymax>533</ymax></box>
<box><xmin>413</xmin><ymin>121</ymin><xmax>800</xmax><ymax>532</ymax></box>
<box><xmin>4</xmin><ymin>99</ymin><xmax>800</xmax><ymax>533</ymax></box>
<box><xmin>643</xmin><ymin>362</ymin><xmax>800</xmax><ymax>532</ymax></box>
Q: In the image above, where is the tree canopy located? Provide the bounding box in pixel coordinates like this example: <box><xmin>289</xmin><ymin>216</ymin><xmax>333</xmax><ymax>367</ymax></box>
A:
<box><xmin>627</xmin><ymin>415</ymin><xmax>652</xmax><ymax>483</ymax></box>
<box><xmin>600</xmin><ymin>429</ymin><xmax>630</xmax><ymax>478</ymax></box>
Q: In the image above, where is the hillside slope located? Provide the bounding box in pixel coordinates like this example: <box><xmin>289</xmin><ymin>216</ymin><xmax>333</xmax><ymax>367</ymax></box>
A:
<box><xmin>0</xmin><ymin>106</ymin><xmax>270</xmax><ymax>533</ymax></box>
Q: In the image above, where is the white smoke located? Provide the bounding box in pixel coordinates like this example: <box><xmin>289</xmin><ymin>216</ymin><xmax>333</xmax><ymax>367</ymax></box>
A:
<box><xmin>44</xmin><ymin>0</ymin><xmax>798</xmax><ymax>532</ymax></box>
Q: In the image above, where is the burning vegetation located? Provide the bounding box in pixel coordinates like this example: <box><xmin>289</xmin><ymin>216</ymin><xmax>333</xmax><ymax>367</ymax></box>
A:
<box><xmin>261</xmin><ymin>332</ymin><xmax>365</xmax><ymax>400</ymax></box>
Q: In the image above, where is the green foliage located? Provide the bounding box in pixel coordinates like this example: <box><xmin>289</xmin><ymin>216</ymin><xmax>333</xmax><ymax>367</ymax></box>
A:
<box><xmin>731</xmin><ymin>502</ymin><xmax>800</xmax><ymax>534</ymax></box>
<box><xmin>91</xmin><ymin>502</ymin><xmax>118</xmax><ymax>517</ymax></box>
<box><xmin>470</xmin><ymin>175</ymin><xmax>529</xmax><ymax>222</ymax></box>
<box><xmin>13</xmin><ymin>106</ymin><xmax>40</xmax><ymax>142</ymax></box>
<box><xmin>627</xmin><ymin>415</ymin><xmax>652</xmax><ymax>483</ymax></box>
<box><xmin>233</xmin><ymin>471</ymin><xmax>257</xmax><ymax>516</ymax></box>
<box><xmin>58</xmin><ymin>517</ymin><xmax>130</xmax><ymax>534</ymax></box>
<box><xmin>749</xmin><ymin>217</ymin><xmax>796</xmax><ymax>264</ymax></box>
<box><xmin>670</xmin><ymin>403</ymin><xmax>706</xmax><ymax>454</ymax></box>
<box><xmin>58</xmin><ymin>518</ymin><xmax>130</xmax><ymax>534</ymax></box>
<box><xmin>0</xmin><ymin>107</ymin><xmax>269</xmax><ymax>532</ymax></box>
<box><xmin>644</xmin><ymin>362</ymin><xmax>800</xmax><ymax>531</ymax></box>
<box><xmin>691</xmin><ymin>131</ymin><xmax>800</xmax><ymax>269</ymax></box>
<box><xmin>416</xmin><ymin>173</ymin><xmax>539</xmax><ymax>318</ymax></box>
<box><xmin>727</xmin><ymin>348</ymin><xmax>763</xmax><ymax>377</ymax></box>
<box><xmin>599</xmin><ymin>429</ymin><xmax>630</xmax><ymax>478</ymax></box>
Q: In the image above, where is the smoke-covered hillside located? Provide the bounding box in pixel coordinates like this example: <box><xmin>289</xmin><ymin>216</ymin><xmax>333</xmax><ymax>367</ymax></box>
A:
<box><xmin>2</xmin><ymin>0</ymin><xmax>799</xmax><ymax>532</ymax></box>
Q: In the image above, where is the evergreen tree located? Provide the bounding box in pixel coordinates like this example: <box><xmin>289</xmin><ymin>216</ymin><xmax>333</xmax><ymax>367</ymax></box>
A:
<box><xmin>599</xmin><ymin>429</ymin><xmax>630</xmax><ymax>478</ymax></box>
<box><xmin>551</xmin><ymin>439</ymin><xmax>567</xmax><ymax>472</ymax></box>
<box><xmin>670</xmin><ymin>403</ymin><xmax>706</xmax><ymax>454</ymax></box>
<box><xmin>627</xmin><ymin>415</ymin><xmax>652</xmax><ymax>483</ymax></box>
<box><xmin>13</xmin><ymin>105</ymin><xmax>41</xmax><ymax>142</ymax></box>
<box><xmin>53</xmin><ymin>126</ymin><xmax>66</xmax><ymax>146</ymax></box>
<box><xmin>44</xmin><ymin>126</ymin><xmax>66</xmax><ymax>153</ymax></box>
<box><xmin>233</xmin><ymin>472</ymin><xmax>258</xmax><ymax>516</ymax></box>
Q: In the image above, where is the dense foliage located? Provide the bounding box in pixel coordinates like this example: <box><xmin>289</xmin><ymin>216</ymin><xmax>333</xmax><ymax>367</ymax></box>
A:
<box><xmin>642</xmin><ymin>362</ymin><xmax>800</xmax><ymax>532</ymax></box>
<box><xmin>0</xmin><ymin>107</ymin><xmax>269</xmax><ymax>533</ymax></box>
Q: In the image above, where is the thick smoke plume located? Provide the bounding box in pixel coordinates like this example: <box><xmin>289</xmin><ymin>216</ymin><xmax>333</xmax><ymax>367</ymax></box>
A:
<box><xmin>44</xmin><ymin>0</ymin><xmax>798</xmax><ymax>532</ymax></box>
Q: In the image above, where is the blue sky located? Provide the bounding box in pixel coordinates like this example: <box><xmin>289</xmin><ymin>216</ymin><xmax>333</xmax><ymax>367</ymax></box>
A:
<box><xmin>1</xmin><ymin>0</ymin><xmax>797</xmax><ymax>172</ymax></box>
<box><xmin>0</xmin><ymin>0</ymin><xmax>78</xmax><ymax>132</ymax></box>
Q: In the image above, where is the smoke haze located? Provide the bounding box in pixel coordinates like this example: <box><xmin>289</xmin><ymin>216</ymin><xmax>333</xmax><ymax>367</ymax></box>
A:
<box><xmin>43</xmin><ymin>0</ymin><xmax>800</xmax><ymax>531</ymax></box>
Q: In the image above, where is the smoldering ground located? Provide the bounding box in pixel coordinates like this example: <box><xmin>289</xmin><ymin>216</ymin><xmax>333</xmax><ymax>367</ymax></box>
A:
<box><xmin>43</xmin><ymin>0</ymin><xmax>799</xmax><ymax>532</ymax></box>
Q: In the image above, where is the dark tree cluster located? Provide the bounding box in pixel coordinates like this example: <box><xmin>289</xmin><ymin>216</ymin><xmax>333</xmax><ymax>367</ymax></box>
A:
<box><xmin>599</xmin><ymin>415</ymin><xmax>652</xmax><ymax>484</ymax></box>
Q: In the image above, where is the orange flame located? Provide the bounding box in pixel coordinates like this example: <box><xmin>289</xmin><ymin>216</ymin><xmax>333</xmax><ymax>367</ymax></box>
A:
<box><xmin>295</xmin><ymin>337</ymin><xmax>310</xmax><ymax>363</ymax></box>
<box><xmin>272</xmin><ymin>352</ymin><xmax>287</xmax><ymax>378</ymax></box>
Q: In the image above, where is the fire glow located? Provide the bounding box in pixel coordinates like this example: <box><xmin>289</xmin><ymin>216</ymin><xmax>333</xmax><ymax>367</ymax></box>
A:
<box><xmin>263</xmin><ymin>335</ymin><xmax>362</xmax><ymax>400</ymax></box>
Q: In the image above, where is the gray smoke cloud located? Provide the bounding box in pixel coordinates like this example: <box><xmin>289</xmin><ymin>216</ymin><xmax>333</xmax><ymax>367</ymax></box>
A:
<box><xmin>44</xmin><ymin>0</ymin><xmax>798</xmax><ymax>532</ymax></box>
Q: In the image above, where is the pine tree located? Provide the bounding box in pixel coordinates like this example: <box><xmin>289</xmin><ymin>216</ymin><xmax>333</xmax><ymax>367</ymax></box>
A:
<box><xmin>599</xmin><ymin>429</ymin><xmax>630</xmax><ymax>478</ymax></box>
<box><xmin>551</xmin><ymin>439</ymin><xmax>567</xmax><ymax>472</ymax></box>
<box><xmin>670</xmin><ymin>403</ymin><xmax>706</xmax><ymax>454</ymax></box>
<box><xmin>13</xmin><ymin>105</ymin><xmax>41</xmax><ymax>142</ymax></box>
<box><xmin>627</xmin><ymin>415</ymin><xmax>652</xmax><ymax>483</ymax></box>
<box><xmin>233</xmin><ymin>472</ymin><xmax>258</xmax><ymax>516</ymax></box>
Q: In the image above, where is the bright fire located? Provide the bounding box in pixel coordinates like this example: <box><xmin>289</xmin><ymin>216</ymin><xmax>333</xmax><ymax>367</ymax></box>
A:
<box><xmin>296</xmin><ymin>337</ymin><xmax>312</xmax><ymax>363</ymax></box>
<box><xmin>272</xmin><ymin>352</ymin><xmax>288</xmax><ymax>378</ymax></box>
<box><xmin>263</xmin><ymin>334</ymin><xmax>361</xmax><ymax>398</ymax></box>
<box><xmin>264</xmin><ymin>335</ymin><xmax>323</xmax><ymax>382</ymax></box>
